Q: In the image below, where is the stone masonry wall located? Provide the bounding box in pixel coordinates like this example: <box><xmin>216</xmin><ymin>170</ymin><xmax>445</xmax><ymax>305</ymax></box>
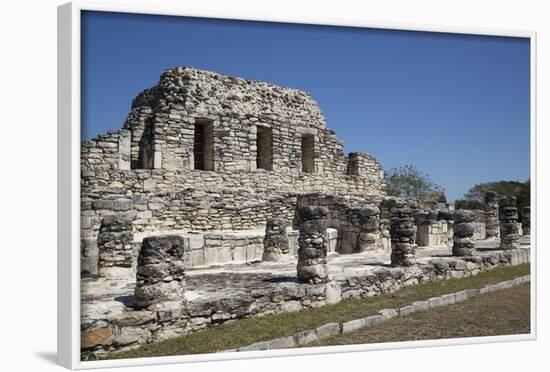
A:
<box><xmin>81</xmin><ymin>68</ymin><xmax>386</xmax><ymax>276</ymax></box>
<box><xmin>81</xmin><ymin>129</ymin><xmax>131</xmax><ymax>172</ymax></box>
<box><xmin>295</xmin><ymin>193</ymin><xmax>383</xmax><ymax>254</ymax></box>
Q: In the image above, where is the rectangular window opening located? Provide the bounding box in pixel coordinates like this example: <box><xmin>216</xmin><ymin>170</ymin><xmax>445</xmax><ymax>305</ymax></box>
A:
<box><xmin>194</xmin><ymin>119</ymin><xmax>214</xmax><ymax>171</ymax></box>
<box><xmin>301</xmin><ymin>134</ymin><xmax>315</xmax><ymax>173</ymax></box>
<box><xmin>256</xmin><ymin>126</ymin><xmax>273</xmax><ymax>170</ymax></box>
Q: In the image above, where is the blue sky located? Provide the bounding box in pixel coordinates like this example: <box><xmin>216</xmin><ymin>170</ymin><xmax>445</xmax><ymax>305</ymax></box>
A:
<box><xmin>81</xmin><ymin>11</ymin><xmax>530</xmax><ymax>202</ymax></box>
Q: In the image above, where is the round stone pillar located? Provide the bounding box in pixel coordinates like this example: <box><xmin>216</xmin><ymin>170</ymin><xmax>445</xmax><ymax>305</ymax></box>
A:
<box><xmin>134</xmin><ymin>235</ymin><xmax>186</xmax><ymax>309</ymax></box>
<box><xmin>97</xmin><ymin>214</ymin><xmax>135</xmax><ymax>278</ymax></box>
<box><xmin>484</xmin><ymin>191</ymin><xmax>500</xmax><ymax>239</ymax></box>
<box><xmin>499</xmin><ymin>196</ymin><xmax>520</xmax><ymax>250</ymax></box>
<box><xmin>262</xmin><ymin>217</ymin><xmax>290</xmax><ymax>262</ymax></box>
<box><xmin>452</xmin><ymin>210</ymin><xmax>476</xmax><ymax>256</ymax></box>
<box><xmin>297</xmin><ymin>206</ymin><xmax>329</xmax><ymax>284</ymax></box>
<box><xmin>390</xmin><ymin>203</ymin><xmax>416</xmax><ymax>267</ymax></box>
<box><xmin>356</xmin><ymin>206</ymin><xmax>380</xmax><ymax>252</ymax></box>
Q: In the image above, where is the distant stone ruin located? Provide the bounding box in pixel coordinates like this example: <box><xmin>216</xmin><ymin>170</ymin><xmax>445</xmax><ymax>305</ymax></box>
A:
<box><xmin>80</xmin><ymin>67</ymin><xmax>531</xmax><ymax>359</ymax></box>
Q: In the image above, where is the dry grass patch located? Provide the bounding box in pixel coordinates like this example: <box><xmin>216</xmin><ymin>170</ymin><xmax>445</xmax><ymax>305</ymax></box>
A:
<box><xmin>305</xmin><ymin>283</ymin><xmax>530</xmax><ymax>347</ymax></box>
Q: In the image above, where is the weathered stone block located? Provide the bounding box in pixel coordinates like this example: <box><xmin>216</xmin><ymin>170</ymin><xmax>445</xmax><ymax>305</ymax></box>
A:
<box><xmin>316</xmin><ymin>322</ymin><xmax>340</xmax><ymax>338</ymax></box>
<box><xmin>81</xmin><ymin>327</ymin><xmax>112</xmax><ymax>349</ymax></box>
<box><xmin>342</xmin><ymin>319</ymin><xmax>366</xmax><ymax>333</ymax></box>
<box><xmin>378</xmin><ymin>308</ymin><xmax>398</xmax><ymax>320</ymax></box>
<box><xmin>268</xmin><ymin>336</ymin><xmax>296</xmax><ymax>349</ymax></box>
<box><xmin>325</xmin><ymin>281</ymin><xmax>342</xmax><ymax>305</ymax></box>
<box><xmin>294</xmin><ymin>329</ymin><xmax>318</xmax><ymax>345</ymax></box>
<box><xmin>428</xmin><ymin>297</ymin><xmax>442</xmax><ymax>308</ymax></box>
<box><xmin>398</xmin><ymin>305</ymin><xmax>416</xmax><ymax>316</ymax></box>
<box><xmin>134</xmin><ymin>235</ymin><xmax>186</xmax><ymax>309</ymax></box>
<box><xmin>262</xmin><ymin>217</ymin><xmax>290</xmax><ymax>262</ymax></box>
<box><xmin>363</xmin><ymin>314</ymin><xmax>384</xmax><ymax>326</ymax></box>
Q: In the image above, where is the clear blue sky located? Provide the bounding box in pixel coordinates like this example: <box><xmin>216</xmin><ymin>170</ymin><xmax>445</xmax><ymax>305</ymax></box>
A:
<box><xmin>81</xmin><ymin>11</ymin><xmax>530</xmax><ymax>202</ymax></box>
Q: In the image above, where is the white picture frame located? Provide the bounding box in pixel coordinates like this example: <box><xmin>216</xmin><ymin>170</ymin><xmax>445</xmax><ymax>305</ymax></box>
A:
<box><xmin>57</xmin><ymin>1</ymin><xmax>537</xmax><ymax>369</ymax></box>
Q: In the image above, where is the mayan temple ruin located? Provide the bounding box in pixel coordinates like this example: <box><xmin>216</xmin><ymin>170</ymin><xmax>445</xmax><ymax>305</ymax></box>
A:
<box><xmin>80</xmin><ymin>67</ymin><xmax>530</xmax><ymax>358</ymax></box>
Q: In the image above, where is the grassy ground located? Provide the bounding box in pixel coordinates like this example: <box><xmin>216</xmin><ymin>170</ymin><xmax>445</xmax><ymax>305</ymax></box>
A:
<box><xmin>303</xmin><ymin>283</ymin><xmax>530</xmax><ymax>347</ymax></box>
<box><xmin>99</xmin><ymin>263</ymin><xmax>529</xmax><ymax>360</ymax></box>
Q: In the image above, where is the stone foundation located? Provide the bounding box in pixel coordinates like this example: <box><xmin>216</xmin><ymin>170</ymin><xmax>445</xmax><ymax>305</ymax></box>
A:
<box><xmin>80</xmin><ymin>244</ymin><xmax>530</xmax><ymax>359</ymax></box>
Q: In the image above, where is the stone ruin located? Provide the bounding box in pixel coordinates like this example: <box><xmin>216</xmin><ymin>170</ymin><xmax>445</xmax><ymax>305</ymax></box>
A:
<box><xmin>390</xmin><ymin>202</ymin><xmax>416</xmax><ymax>266</ymax></box>
<box><xmin>499</xmin><ymin>196</ymin><xmax>521</xmax><ymax>250</ymax></box>
<box><xmin>134</xmin><ymin>235</ymin><xmax>186</xmax><ymax>309</ymax></box>
<box><xmin>452</xmin><ymin>210</ymin><xmax>476</xmax><ymax>256</ymax></box>
<box><xmin>79</xmin><ymin>67</ymin><xmax>531</xmax><ymax>358</ymax></box>
<box><xmin>296</xmin><ymin>206</ymin><xmax>329</xmax><ymax>283</ymax></box>
<box><xmin>484</xmin><ymin>191</ymin><xmax>500</xmax><ymax>238</ymax></box>
<box><xmin>80</xmin><ymin>67</ymin><xmax>386</xmax><ymax>276</ymax></box>
<box><xmin>262</xmin><ymin>217</ymin><xmax>290</xmax><ymax>262</ymax></box>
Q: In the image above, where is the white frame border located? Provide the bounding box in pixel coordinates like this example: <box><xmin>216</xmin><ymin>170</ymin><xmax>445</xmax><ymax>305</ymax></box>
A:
<box><xmin>57</xmin><ymin>1</ymin><xmax>537</xmax><ymax>369</ymax></box>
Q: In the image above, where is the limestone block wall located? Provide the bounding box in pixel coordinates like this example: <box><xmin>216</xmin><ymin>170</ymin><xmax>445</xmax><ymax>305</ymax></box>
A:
<box><xmin>80</xmin><ymin>68</ymin><xmax>388</xmax><ymax>275</ymax></box>
<box><xmin>416</xmin><ymin>221</ymin><xmax>450</xmax><ymax>247</ymax></box>
<box><xmin>295</xmin><ymin>193</ymin><xmax>384</xmax><ymax>253</ymax></box>
<box><xmin>347</xmin><ymin>152</ymin><xmax>384</xmax><ymax>180</ymax></box>
<box><xmin>81</xmin><ymin>129</ymin><xmax>131</xmax><ymax>172</ymax></box>
<box><xmin>122</xmin><ymin>67</ymin><xmax>346</xmax><ymax>174</ymax></box>
<box><xmin>415</xmin><ymin>210</ymin><xmax>453</xmax><ymax>247</ymax></box>
<box><xmin>471</xmin><ymin>210</ymin><xmax>487</xmax><ymax>240</ymax></box>
<box><xmin>82</xmin><ymin>67</ymin><xmax>385</xmax><ymax>188</ymax></box>
<box><xmin>129</xmin><ymin>228</ymin><xmax>338</xmax><ymax>270</ymax></box>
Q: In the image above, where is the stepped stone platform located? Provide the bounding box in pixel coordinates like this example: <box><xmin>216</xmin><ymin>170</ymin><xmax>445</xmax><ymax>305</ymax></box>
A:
<box><xmin>80</xmin><ymin>236</ymin><xmax>530</xmax><ymax>358</ymax></box>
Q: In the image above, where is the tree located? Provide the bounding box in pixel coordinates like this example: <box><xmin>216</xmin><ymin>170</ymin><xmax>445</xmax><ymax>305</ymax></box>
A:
<box><xmin>457</xmin><ymin>180</ymin><xmax>530</xmax><ymax>217</ymax></box>
<box><xmin>454</xmin><ymin>199</ymin><xmax>484</xmax><ymax>210</ymax></box>
<box><xmin>385</xmin><ymin>165</ymin><xmax>444</xmax><ymax>202</ymax></box>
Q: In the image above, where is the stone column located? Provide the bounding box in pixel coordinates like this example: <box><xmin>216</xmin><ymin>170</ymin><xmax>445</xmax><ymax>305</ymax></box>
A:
<box><xmin>134</xmin><ymin>235</ymin><xmax>186</xmax><ymax>309</ymax></box>
<box><xmin>297</xmin><ymin>206</ymin><xmax>329</xmax><ymax>284</ymax></box>
<box><xmin>452</xmin><ymin>210</ymin><xmax>476</xmax><ymax>256</ymax></box>
<box><xmin>262</xmin><ymin>217</ymin><xmax>290</xmax><ymax>262</ymax></box>
<box><xmin>390</xmin><ymin>203</ymin><xmax>416</xmax><ymax>266</ymax></box>
<box><xmin>499</xmin><ymin>196</ymin><xmax>520</xmax><ymax>250</ymax></box>
<box><xmin>484</xmin><ymin>191</ymin><xmax>500</xmax><ymax>239</ymax></box>
<box><xmin>356</xmin><ymin>206</ymin><xmax>380</xmax><ymax>251</ymax></box>
<box><xmin>97</xmin><ymin>215</ymin><xmax>135</xmax><ymax>277</ymax></box>
<box><xmin>522</xmin><ymin>207</ymin><xmax>531</xmax><ymax>236</ymax></box>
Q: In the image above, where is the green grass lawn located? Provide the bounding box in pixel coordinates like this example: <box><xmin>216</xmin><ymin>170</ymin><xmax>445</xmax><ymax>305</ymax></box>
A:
<box><xmin>303</xmin><ymin>282</ymin><xmax>530</xmax><ymax>347</ymax></box>
<box><xmin>98</xmin><ymin>263</ymin><xmax>529</xmax><ymax>360</ymax></box>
